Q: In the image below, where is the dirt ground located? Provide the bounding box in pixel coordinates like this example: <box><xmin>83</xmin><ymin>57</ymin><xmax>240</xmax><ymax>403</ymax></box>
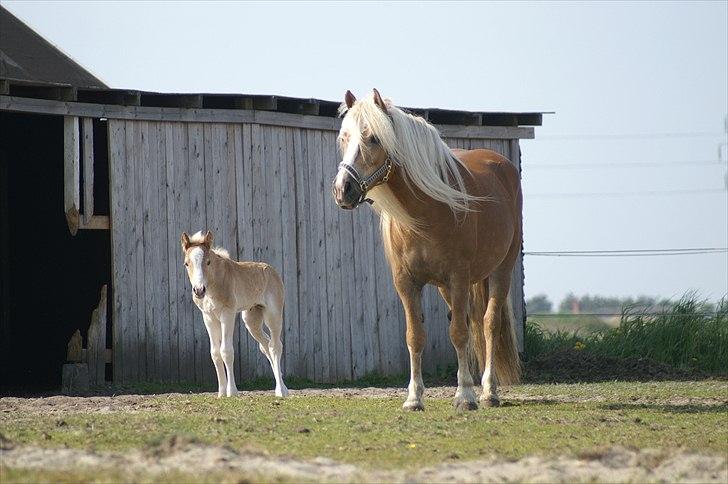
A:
<box><xmin>2</xmin><ymin>386</ymin><xmax>727</xmax><ymax>483</ymax></box>
<box><xmin>2</xmin><ymin>437</ymin><xmax>726</xmax><ymax>483</ymax></box>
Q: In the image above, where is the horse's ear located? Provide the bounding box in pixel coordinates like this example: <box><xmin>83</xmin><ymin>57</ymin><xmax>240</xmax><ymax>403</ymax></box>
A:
<box><xmin>203</xmin><ymin>230</ymin><xmax>213</xmax><ymax>248</ymax></box>
<box><xmin>345</xmin><ymin>90</ymin><xmax>356</xmax><ymax>109</ymax></box>
<box><xmin>372</xmin><ymin>88</ymin><xmax>387</xmax><ymax>112</ymax></box>
<box><xmin>181</xmin><ymin>232</ymin><xmax>190</xmax><ymax>251</ymax></box>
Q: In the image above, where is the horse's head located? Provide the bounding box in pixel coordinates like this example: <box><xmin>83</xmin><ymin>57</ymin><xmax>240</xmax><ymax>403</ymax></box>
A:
<box><xmin>181</xmin><ymin>230</ymin><xmax>214</xmax><ymax>298</ymax></box>
<box><xmin>332</xmin><ymin>89</ymin><xmax>394</xmax><ymax>209</ymax></box>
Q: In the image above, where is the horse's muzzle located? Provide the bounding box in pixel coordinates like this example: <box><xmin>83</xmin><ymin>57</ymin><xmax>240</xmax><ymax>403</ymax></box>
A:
<box><xmin>331</xmin><ymin>171</ymin><xmax>363</xmax><ymax>210</ymax></box>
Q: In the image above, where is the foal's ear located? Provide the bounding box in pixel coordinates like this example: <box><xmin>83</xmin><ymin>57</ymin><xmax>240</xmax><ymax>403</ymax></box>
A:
<box><xmin>181</xmin><ymin>232</ymin><xmax>190</xmax><ymax>251</ymax></box>
<box><xmin>203</xmin><ymin>230</ymin><xmax>213</xmax><ymax>248</ymax></box>
<box><xmin>345</xmin><ymin>90</ymin><xmax>356</xmax><ymax>109</ymax></box>
<box><xmin>372</xmin><ymin>88</ymin><xmax>387</xmax><ymax>112</ymax></box>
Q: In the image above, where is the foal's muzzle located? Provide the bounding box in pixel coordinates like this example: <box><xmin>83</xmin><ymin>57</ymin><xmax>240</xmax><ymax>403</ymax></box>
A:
<box><xmin>193</xmin><ymin>285</ymin><xmax>206</xmax><ymax>298</ymax></box>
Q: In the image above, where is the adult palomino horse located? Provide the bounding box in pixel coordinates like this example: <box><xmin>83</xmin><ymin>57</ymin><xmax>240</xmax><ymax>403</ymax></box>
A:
<box><xmin>332</xmin><ymin>90</ymin><xmax>521</xmax><ymax>411</ymax></box>
<box><xmin>181</xmin><ymin>230</ymin><xmax>288</xmax><ymax>398</ymax></box>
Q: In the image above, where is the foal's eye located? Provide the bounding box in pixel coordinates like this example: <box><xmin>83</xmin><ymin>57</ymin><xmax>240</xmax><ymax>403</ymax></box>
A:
<box><xmin>206</xmin><ymin>260</ymin><xmax>210</xmax><ymax>266</ymax></box>
<box><xmin>184</xmin><ymin>262</ymin><xmax>188</xmax><ymax>267</ymax></box>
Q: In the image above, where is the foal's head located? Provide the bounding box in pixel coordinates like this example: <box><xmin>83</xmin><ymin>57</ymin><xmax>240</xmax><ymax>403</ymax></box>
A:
<box><xmin>181</xmin><ymin>230</ymin><xmax>214</xmax><ymax>298</ymax></box>
<box><xmin>332</xmin><ymin>89</ymin><xmax>393</xmax><ymax>209</ymax></box>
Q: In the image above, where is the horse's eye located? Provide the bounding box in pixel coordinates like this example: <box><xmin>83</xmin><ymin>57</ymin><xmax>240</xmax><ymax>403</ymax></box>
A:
<box><xmin>371</xmin><ymin>136</ymin><xmax>379</xmax><ymax>145</ymax></box>
<box><xmin>206</xmin><ymin>260</ymin><xmax>210</xmax><ymax>266</ymax></box>
<box><xmin>184</xmin><ymin>262</ymin><xmax>188</xmax><ymax>267</ymax></box>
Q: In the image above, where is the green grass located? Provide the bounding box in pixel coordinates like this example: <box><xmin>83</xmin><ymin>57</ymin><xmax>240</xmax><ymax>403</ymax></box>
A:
<box><xmin>2</xmin><ymin>381</ymin><xmax>726</xmax><ymax>472</ymax></box>
<box><xmin>526</xmin><ymin>295</ymin><xmax>728</xmax><ymax>375</ymax></box>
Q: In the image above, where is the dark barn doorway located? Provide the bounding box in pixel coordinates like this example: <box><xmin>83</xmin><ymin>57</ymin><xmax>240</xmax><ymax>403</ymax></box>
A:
<box><xmin>0</xmin><ymin>111</ymin><xmax>111</xmax><ymax>394</ymax></box>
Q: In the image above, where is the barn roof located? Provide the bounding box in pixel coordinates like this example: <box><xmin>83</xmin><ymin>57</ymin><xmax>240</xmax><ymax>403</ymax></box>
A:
<box><xmin>0</xmin><ymin>77</ymin><xmax>543</xmax><ymax>128</ymax></box>
<box><xmin>0</xmin><ymin>6</ymin><xmax>107</xmax><ymax>89</ymax></box>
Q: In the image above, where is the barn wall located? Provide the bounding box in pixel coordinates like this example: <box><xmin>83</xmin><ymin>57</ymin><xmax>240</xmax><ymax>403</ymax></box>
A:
<box><xmin>109</xmin><ymin>119</ymin><xmax>523</xmax><ymax>384</ymax></box>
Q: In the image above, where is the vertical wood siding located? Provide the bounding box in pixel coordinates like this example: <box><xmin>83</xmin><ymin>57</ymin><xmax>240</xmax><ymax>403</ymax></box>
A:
<box><xmin>109</xmin><ymin>120</ymin><xmax>525</xmax><ymax>383</ymax></box>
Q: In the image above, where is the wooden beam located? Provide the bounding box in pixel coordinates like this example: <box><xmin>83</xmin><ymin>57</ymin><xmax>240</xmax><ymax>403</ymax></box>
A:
<box><xmin>79</xmin><ymin>215</ymin><xmax>109</xmax><ymax>230</ymax></box>
<box><xmin>63</xmin><ymin>116</ymin><xmax>80</xmax><ymax>235</ymax></box>
<box><xmin>0</xmin><ymin>96</ymin><xmax>537</xmax><ymax>138</ymax></box>
<box><xmin>87</xmin><ymin>285</ymin><xmax>108</xmax><ymax>386</ymax></box>
<box><xmin>82</xmin><ymin>118</ymin><xmax>94</xmax><ymax>225</ymax></box>
<box><xmin>0</xmin><ymin>79</ymin><xmax>8</xmax><ymax>96</ymax></box>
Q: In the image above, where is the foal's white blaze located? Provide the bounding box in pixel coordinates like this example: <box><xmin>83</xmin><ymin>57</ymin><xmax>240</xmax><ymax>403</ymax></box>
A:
<box><xmin>188</xmin><ymin>247</ymin><xmax>207</xmax><ymax>294</ymax></box>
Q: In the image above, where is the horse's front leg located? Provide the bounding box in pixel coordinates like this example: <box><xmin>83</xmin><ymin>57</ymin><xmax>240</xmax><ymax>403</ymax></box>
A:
<box><xmin>219</xmin><ymin>308</ymin><xmax>239</xmax><ymax>397</ymax></box>
<box><xmin>202</xmin><ymin>313</ymin><xmax>227</xmax><ymax>397</ymax></box>
<box><xmin>394</xmin><ymin>274</ymin><xmax>426</xmax><ymax>411</ymax></box>
<box><xmin>448</xmin><ymin>281</ymin><xmax>478</xmax><ymax>411</ymax></box>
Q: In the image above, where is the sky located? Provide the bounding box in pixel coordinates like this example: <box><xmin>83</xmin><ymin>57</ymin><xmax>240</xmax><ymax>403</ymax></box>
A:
<box><xmin>5</xmin><ymin>0</ymin><xmax>727</xmax><ymax>306</ymax></box>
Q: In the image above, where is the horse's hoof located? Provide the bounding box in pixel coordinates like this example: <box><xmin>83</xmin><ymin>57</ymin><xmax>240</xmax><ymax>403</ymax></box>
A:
<box><xmin>453</xmin><ymin>398</ymin><xmax>478</xmax><ymax>411</ymax></box>
<box><xmin>227</xmin><ymin>390</ymin><xmax>240</xmax><ymax>398</ymax></box>
<box><xmin>480</xmin><ymin>396</ymin><xmax>501</xmax><ymax>407</ymax></box>
<box><xmin>403</xmin><ymin>400</ymin><xmax>425</xmax><ymax>411</ymax></box>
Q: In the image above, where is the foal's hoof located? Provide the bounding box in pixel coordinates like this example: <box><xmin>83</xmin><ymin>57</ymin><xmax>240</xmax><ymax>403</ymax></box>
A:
<box><xmin>453</xmin><ymin>398</ymin><xmax>479</xmax><ymax>411</ymax></box>
<box><xmin>480</xmin><ymin>396</ymin><xmax>501</xmax><ymax>407</ymax></box>
<box><xmin>275</xmin><ymin>387</ymin><xmax>289</xmax><ymax>398</ymax></box>
<box><xmin>402</xmin><ymin>400</ymin><xmax>425</xmax><ymax>411</ymax></box>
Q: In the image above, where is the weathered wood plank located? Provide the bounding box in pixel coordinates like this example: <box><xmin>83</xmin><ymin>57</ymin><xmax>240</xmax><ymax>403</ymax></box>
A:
<box><xmin>232</xmin><ymin>123</ymin><xmax>250</xmax><ymax>380</ymax></box>
<box><xmin>280</xmin><ymin>127</ymin><xmax>299</xmax><ymax>378</ymax></box>
<box><xmin>129</xmin><ymin>120</ymin><xmax>145</xmax><ymax>382</ymax></box>
<box><xmin>249</xmin><ymin>124</ymin><xmax>265</xmax><ymax>377</ymax></box>
<box><xmin>87</xmin><ymin>285</ymin><xmax>107</xmax><ymax>386</ymax></box>
<box><xmin>108</xmin><ymin>119</ymin><xmax>126</xmax><ymax>383</ymax></box>
<box><xmin>82</xmin><ymin>117</ymin><xmax>94</xmax><ymax>225</ymax></box>
<box><xmin>509</xmin><ymin>138</ymin><xmax>525</xmax><ymax>352</ymax></box>
<box><xmin>265</xmin><ymin>126</ymin><xmax>284</xmax><ymax>377</ymax></box>
<box><xmin>63</xmin><ymin>116</ymin><xmax>80</xmax><ymax>235</ymax></box>
<box><xmin>291</xmin><ymin>128</ymin><xmax>310</xmax><ymax>379</ymax></box>
<box><xmin>187</xmin><ymin>123</ymin><xmax>207</xmax><ymax>383</ymax></box>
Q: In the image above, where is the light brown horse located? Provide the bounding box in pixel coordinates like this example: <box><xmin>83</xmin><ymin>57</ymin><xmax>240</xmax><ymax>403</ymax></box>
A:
<box><xmin>332</xmin><ymin>89</ymin><xmax>521</xmax><ymax>411</ymax></box>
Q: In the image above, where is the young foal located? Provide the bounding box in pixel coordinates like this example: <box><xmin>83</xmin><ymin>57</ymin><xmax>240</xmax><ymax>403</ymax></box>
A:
<box><xmin>332</xmin><ymin>90</ymin><xmax>521</xmax><ymax>411</ymax></box>
<box><xmin>181</xmin><ymin>230</ymin><xmax>288</xmax><ymax>397</ymax></box>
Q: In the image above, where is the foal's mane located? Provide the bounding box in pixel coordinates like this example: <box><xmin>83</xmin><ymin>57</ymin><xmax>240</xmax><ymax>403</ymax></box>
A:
<box><xmin>339</xmin><ymin>93</ymin><xmax>482</xmax><ymax>231</ymax></box>
<box><xmin>188</xmin><ymin>231</ymin><xmax>231</xmax><ymax>259</ymax></box>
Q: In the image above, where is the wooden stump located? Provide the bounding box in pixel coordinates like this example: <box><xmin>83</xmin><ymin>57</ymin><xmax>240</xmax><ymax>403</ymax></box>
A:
<box><xmin>61</xmin><ymin>363</ymin><xmax>89</xmax><ymax>395</ymax></box>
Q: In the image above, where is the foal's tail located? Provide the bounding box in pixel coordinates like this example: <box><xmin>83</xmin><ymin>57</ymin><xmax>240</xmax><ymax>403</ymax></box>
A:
<box><xmin>468</xmin><ymin>279</ymin><xmax>521</xmax><ymax>385</ymax></box>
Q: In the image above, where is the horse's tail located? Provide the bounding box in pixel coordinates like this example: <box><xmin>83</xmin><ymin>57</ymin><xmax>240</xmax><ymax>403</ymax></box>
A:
<box><xmin>468</xmin><ymin>279</ymin><xmax>521</xmax><ymax>385</ymax></box>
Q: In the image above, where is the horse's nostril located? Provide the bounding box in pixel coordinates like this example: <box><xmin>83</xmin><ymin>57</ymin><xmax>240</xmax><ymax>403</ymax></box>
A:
<box><xmin>343</xmin><ymin>180</ymin><xmax>351</xmax><ymax>196</ymax></box>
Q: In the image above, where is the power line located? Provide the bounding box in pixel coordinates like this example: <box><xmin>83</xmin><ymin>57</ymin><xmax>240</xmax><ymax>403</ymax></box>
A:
<box><xmin>525</xmin><ymin>248</ymin><xmax>727</xmax><ymax>257</ymax></box>
<box><xmin>537</xmin><ymin>131</ymin><xmax>726</xmax><ymax>141</ymax></box>
<box><xmin>525</xmin><ymin>188</ymin><xmax>726</xmax><ymax>199</ymax></box>
<box><xmin>530</xmin><ymin>313</ymin><xmax>722</xmax><ymax>317</ymax></box>
<box><xmin>524</xmin><ymin>160</ymin><xmax>726</xmax><ymax>169</ymax></box>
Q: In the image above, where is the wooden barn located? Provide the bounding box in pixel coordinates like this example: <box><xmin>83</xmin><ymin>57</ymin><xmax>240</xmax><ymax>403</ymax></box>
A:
<box><xmin>0</xmin><ymin>8</ymin><xmax>542</xmax><ymax>390</ymax></box>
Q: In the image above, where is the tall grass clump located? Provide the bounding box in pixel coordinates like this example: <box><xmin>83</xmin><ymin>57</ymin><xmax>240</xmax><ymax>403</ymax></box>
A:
<box><xmin>592</xmin><ymin>295</ymin><xmax>727</xmax><ymax>374</ymax></box>
<box><xmin>525</xmin><ymin>294</ymin><xmax>727</xmax><ymax>375</ymax></box>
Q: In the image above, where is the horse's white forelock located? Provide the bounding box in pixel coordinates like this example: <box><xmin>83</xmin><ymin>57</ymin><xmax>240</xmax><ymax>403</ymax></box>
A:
<box><xmin>340</xmin><ymin>93</ymin><xmax>482</xmax><ymax>232</ymax></box>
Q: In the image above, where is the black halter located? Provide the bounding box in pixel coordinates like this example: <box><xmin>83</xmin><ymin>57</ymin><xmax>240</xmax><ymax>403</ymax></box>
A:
<box><xmin>338</xmin><ymin>155</ymin><xmax>393</xmax><ymax>207</ymax></box>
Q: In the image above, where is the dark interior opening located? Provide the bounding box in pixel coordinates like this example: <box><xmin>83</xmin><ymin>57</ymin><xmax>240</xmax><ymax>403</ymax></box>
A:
<box><xmin>0</xmin><ymin>111</ymin><xmax>111</xmax><ymax>395</ymax></box>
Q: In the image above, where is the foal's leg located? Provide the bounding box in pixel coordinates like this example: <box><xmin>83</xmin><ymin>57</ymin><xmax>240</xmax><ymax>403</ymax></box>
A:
<box><xmin>394</xmin><ymin>274</ymin><xmax>426</xmax><ymax>411</ymax></box>
<box><xmin>219</xmin><ymin>308</ymin><xmax>239</xmax><ymax>397</ymax></box>
<box><xmin>263</xmin><ymin>305</ymin><xmax>289</xmax><ymax>398</ymax></box>
<box><xmin>202</xmin><ymin>313</ymin><xmax>227</xmax><ymax>398</ymax></box>
<box><xmin>242</xmin><ymin>306</ymin><xmax>273</xmax><ymax>364</ymax></box>
<box><xmin>480</xmin><ymin>272</ymin><xmax>510</xmax><ymax>407</ymax></box>
<box><xmin>447</xmin><ymin>281</ymin><xmax>478</xmax><ymax>411</ymax></box>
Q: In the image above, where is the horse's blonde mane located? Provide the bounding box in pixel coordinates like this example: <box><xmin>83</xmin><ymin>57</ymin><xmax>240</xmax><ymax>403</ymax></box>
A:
<box><xmin>339</xmin><ymin>93</ymin><xmax>482</xmax><ymax>233</ymax></box>
<box><xmin>189</xmin><ymin>231</ymin><xmax>230</xmax><ymax>259</ymax></box>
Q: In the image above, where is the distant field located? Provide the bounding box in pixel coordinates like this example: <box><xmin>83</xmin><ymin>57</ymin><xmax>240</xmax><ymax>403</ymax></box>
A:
<box><xmin>526</xmin><ymin>314</ymin><xmax>618</xmax><ymax>334</ymax></box>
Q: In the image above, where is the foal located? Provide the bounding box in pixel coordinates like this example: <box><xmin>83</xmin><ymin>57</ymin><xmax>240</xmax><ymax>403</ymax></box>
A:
<box><xmin>181</xmin><ymin>230</ymin><xmax>288</xmax><ymax>397</ymax></box>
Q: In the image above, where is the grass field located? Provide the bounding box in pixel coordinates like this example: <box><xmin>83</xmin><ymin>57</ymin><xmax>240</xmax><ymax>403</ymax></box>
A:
<box><xmin>2</xmin><ymin>380</ymin><xmax>726</xmax><ymax>482</ymax></box>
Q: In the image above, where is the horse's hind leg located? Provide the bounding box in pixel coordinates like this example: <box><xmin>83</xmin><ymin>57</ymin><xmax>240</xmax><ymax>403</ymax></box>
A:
<box><xmin>394</xmin><ymin>274</ymin><xmax>426</xmax><ymax>411</ymax></box>
<box><xmin>262</xmin><ymin>304</ymin><xmax>288</xmax><ymax>397</ymax></box>
<box><xmin>445</xmin><ymin>280</ymin><xmax>479</xmax><ymax>411</ymax></box>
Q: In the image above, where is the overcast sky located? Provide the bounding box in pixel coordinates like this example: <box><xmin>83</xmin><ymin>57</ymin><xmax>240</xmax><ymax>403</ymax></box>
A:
<box><xmin>6</xmin><ymin>0</ymin><xmax>727</xmax><ymax>305</ymax></box>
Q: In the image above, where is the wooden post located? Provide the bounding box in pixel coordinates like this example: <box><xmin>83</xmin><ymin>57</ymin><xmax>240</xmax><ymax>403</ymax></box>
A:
<box><xmin>82</xmin><ymin>118</ymin><xmax>94</xmax><ymax>226</ymax></box>
<box><xmin>64</xmin><ymin>116</ymin><xmax>80</xmax><ymax>235</ymax></box>
<box><xmin>87</xmin><ymin>285</ymin><xmax>108</xmax><ymax>386</ymax></box>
